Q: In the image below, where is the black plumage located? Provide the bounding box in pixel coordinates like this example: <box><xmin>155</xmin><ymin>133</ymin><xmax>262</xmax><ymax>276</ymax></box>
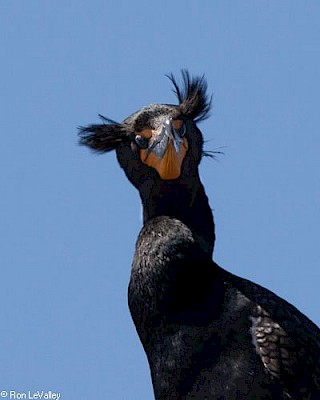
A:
<box><xmin>79</xmin><ymin>71</ymin><xmax>320</xmax><ymax>399</ymax></box>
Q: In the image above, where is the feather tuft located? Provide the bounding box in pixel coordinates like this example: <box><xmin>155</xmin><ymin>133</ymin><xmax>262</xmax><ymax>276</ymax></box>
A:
<box><xmin>78</xmin><ymin>118</ymin><xmax>129</xmax><ymax>152</ymax></box>
<box><xmin>166</xmin><ymin>70</ymin><xmax>212</xmax><ymax>122</ymax></box>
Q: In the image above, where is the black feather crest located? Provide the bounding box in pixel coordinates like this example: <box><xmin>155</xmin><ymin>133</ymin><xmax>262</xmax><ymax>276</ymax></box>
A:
<box><xmin>166</xmin><ymin>70</ymin><xmax>212</xmax><ymax>122</ymax></box>
<box><xmin>78</xmin><ymin>117</ymin><xmax>129</xmax><ymax>153</ymax></box>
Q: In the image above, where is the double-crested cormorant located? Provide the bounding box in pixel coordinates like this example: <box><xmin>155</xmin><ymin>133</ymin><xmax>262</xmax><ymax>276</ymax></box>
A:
<box><xmin>79</xmin><ymin>71</ymin><xmax>320</xmax><ymax>399</ymax></box>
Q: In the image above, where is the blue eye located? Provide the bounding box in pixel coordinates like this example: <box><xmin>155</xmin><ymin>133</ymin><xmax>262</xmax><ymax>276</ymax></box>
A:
<box><xmin>173</xmin><ymin>123</ymin><xmax>186</xmax><ymax>137</ymax></box>
<box><xmin>179</xmin><ymin>123</ymin><xmax>186</xmax><ymax>137</ymax></box>
<box><xmin>135</xmin><ymin>135</ymin><xmax>149</xmax><ymax>149</ymax></box>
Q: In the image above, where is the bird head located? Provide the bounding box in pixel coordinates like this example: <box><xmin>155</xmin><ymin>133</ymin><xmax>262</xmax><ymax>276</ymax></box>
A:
<box><xmin>79</xmin><ymin>70</ymin><xmax>212</xmax><ymax>189</ymax></box>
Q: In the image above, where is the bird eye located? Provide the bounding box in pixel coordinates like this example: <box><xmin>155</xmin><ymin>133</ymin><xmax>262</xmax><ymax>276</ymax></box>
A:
<box><xmin>135</xmin><ymin>135</ymin><xmax>149</xmax><ymax>149</ymax></box>
<box><xmin>178</xmin><ymin>123</ymin><xmax>186</xmax><ymax>137</ymax></box>
<box><xmin>172</xmin><ymin>121</ymin><xmax>186</xmax><ymax>137</ymax></box>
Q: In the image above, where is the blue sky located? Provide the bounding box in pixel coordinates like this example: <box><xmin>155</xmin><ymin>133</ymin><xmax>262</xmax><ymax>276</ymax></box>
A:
<box><xmin>1</xmin><ymin>2</ymin><xmax>319</xmax><ymax>399</ymax></box>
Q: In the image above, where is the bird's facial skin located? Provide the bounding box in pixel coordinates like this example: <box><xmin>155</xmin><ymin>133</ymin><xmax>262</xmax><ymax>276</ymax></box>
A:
<box><xmin>136</xmin><ymin>119</ymin><xmax>189</xmax><ymax>180</ymax></box>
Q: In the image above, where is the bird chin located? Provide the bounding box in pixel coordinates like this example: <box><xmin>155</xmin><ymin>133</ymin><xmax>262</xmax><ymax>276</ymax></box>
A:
<box><xmin>140</xmin><ymin>137</ymin><xmax>188</xmax><ymax>180</ymax></box>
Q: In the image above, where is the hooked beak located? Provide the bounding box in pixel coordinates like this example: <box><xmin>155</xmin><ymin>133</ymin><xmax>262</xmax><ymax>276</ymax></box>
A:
<box><xmin>140</xmin><ymin>119</ymin><xmax>188</xmax><ymax>180</ymax></box>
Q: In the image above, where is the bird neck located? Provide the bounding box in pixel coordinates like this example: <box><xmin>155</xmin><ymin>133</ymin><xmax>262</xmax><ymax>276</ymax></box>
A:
<box><xmin>140</xmin><ymin>177</ymin><xmax>215</xmax><ymax>257</ymax></box>
<box><xmin>129</xmin><ymin>216</ymin><xmax>223</xmax><ymax>397</ymax></box>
